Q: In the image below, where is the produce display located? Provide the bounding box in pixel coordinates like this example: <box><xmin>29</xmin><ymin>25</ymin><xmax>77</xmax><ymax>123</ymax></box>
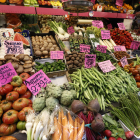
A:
<box><xmin>113</xmin><ymin>51</ymin><xmax>130</xmax><ymax>60</ymax></box>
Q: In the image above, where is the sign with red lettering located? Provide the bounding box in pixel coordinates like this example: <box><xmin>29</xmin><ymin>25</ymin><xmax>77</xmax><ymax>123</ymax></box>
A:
<box><xmin>80</xmin><ymin>44</ymin><xmax>90</xmax><ymax>53</ymax></box>
<box><xmin>85</xmin><ymin>54</ymin><xmax>96</xmax><ymax>68</ymax></box>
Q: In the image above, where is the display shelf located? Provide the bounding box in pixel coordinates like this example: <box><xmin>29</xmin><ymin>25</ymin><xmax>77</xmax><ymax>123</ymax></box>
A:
<box><xmin>117</xmin><ymin>13</ymin><xmax>135</xmax><ymax>19</ymax></box>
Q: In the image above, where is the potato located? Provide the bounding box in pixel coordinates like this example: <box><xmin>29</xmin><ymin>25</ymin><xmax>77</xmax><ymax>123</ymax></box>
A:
<box><xmin>42</xmin><ymin>51</ymin><xmax>48</xmax><ymax>55</ymax></box>
<box><xmin>35</xmin><ymin>51</ymin><xmax>42</xmax><ymax>56</ymax></box>
<box><xmin>52</xmin><ymin>40</ymin><xmax>56</xmax><ymax>44</ymax></box>
<box><xmin>48</xmin><ymin>43</ymin><xmax>53</xmax><ymax>46</ymax></box>
<box><xmin>53</xmin><ymin>45</ymin><xmax>57</xmax><ymax>48</ymax></box>
<box><xmin>50</xmin><ymin>47</ymin><xmax>55</xmax><ymax>51</ymax></box>
<box><xmin>47</xmin><ymin>39</ymin><xmax>51</xmax><ymax>43</ymax></box>
<box><xmin>41</xmin><ymin>47</ymin><xmax>45</xmax><ymax>51</ymax></box>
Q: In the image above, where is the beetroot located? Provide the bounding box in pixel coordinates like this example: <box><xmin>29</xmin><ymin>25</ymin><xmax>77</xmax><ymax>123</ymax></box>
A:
<box><xmin>88</xmin><ymin>98</ymin><xmax>100</xmax><ymax>113</ymax></box>
<box><xmin>117</xmin><ymin>138</ymin><xmax>123</xmax><ymax>140</ymax></box>
<box><xmin>125</xmin><ymin>131</ymin><xmax>134</xmax><ymax>139</ymax></box>
<box><xmin>95</xmin><ymin>113</ymin><xmax>103</xmax><ymax>121</ymax></box>
<box><xmin>104</xmin><ymin>130</ymin><xmax>112</xmax><ymax>137</ymax></box>
<box><xmin>109</xmin><ymin>137</ymin><xmax>116</xmax><ymax>140</ymax></box>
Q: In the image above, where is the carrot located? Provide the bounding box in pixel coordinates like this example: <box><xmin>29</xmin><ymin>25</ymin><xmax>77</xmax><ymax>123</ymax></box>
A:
<box><xmin>77</xmin><ymin>117</ymin><xmax>81</xmax><ymax>133</ymax></box>
<box><xmin>77</xmin><ymin>121</ymin><xmax>85</xmax><ymax>140</ymax></box>
<box><xmin>58</xmin><ymin>111</ymin><xmax>62</xmax><ymax>140</ymax></box>
<box><xmin>73</xmin><ymin>118</ymin><xmax>78</xmax><ymax>140</ymax></box>
<box><xmin>52</xmin><ymin>117</ymin><xmax>59</xmax><ymax>140</ymax></box>
<box><xmin>62</xmin><ymin>115</ymin><xmax>68</xmax><ymax>140</ymax></box>
<box><xmin>68</xmin><ymin>112</ymin><xmax>74</xmax><ymax>140</ymax></box>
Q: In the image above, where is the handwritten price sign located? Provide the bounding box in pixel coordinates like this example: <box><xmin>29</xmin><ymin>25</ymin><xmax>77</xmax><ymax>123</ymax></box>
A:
<box><xmin>92</xmin><ymin>20</ymin><xmax>104</xmax><ymax>28</ymax></box>
<box><xmin>0</xmin><ymin>63</ymin><xmax>17</xmax><ymax>87</ymax></box>
<box><xmin>130</xmin><ymin>41</ymin><xmax>140</xmax><ymax>50</ymax></box>
<box><xmin>107</xmin><ymin>24</ymin><xmax>112</xmax><ymax>30</ymax></box>
<box><xmin>91</xmin><ymin>0</ymin><xmax>95</xmax><ymax>4</ymax></box>
<box><xmin>50</xmin><ymin>51</ymin><xmax>64</xmax><ymax>59</ymax></box>
<box><xmin>24</xmin><ymin>70</ymin><xmax>51</xmax><ymax>96</ymax></box>
<box><xmin>67</xmin><ymin>26</ymin><xmax>75</xmax><ymax>34</ymax></box>
<box><xmin>4</xmin><ymin>40</ymin><xmax>24</xmax><ymax>55</ymax></box>
<box><xmin>116</xmin><ymin>0</ymin><xmax>123</xmax><ymax>6</ymax></box>
<box><xmin>101</xmin><ymin>30</ymin><xmax>111</xmax><ymax>40</ymax></box>
<box><xmin>98</xmin><ymin>60</ymin><xmax>116</xmax><ymax>73</ymax></box>
<box><xmin>120</xmin><ymin>56</ymin><xmax>128</xmax><ymax>67</ymax></box>
<box><xmin>85</xmin><ymin>54</ymin><xmax>96</xmax><ymax>68</ymax></box>
<box><xmin>117</xmin><ymin>23</ymin><xmax>125</xmax><ymax>30</ymax></box>
<box><xmin>114</xmin><ymin>46</ymin><xmax>126</xmax><ymax>51</ymax></box>
<box><xmin>96</xmin><ymin>45</ymin><xmax>107</xmax><ymax>53</ymax></box>
<box><xmin>80</xmin><ymin>44</ymin><xmax>90</xmax><ymax>53</ymax></box>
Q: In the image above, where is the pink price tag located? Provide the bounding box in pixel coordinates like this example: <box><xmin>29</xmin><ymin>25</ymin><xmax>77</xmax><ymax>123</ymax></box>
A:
<box><xmin>107</xmin><ymin>24</ymin><xmax>112</xmax><ymax>30</ymax></box>
<box><xmin>96</xmin><ymin>45</ymin><xmax>107</xmax><ymax>53</ymax></box>
<box><xmin>67</xmin><ymin>26</ymin><xmax>75</xmax><ymax>34</ymax></box>
<box><xmin>116</xmin><ymin>0</ymin><xmax>123</xmax><ymax>6</ymax></box>
<box><xmin>24</xmin><ymin>70</ymin><xmax>51</xmax><ymax>96</ymax></box>
<box><xmin>101</xmin><ymin>30</ymin><xmax>111</xmax><ymax>40</ymax></box>
<box><xmin>50</xmin><ymin>51</ymin><xmax>64</xmax><ymax>59</ymax></box>
<box><xmin>80</xmin><ymin>44</ymin><xmax>90</xmax><ymax>53</ymax></box>
<box><xmin>120</xmin><ymin>56</ymin><xmax>128</xmax><ymax>67</ymax></box>
<box><xmin>130</xmin><ymin>41</ymin><xmax>140</xmax><ymax>50</ymax></box>
<box><xmin>85</xmin><ymin>54</ymin><xmax>96</xmax><ymax>68</ymax></box>
<box><xmin>91</xmin><ymin>0</ymin><xmax>95</xmax><ymax>4</ymax></box>
<box><xmin>98</xmin><ymin>60</ymin><xmax>116</xmax><ymax>73</ymax></box>
<box><xmin>92</xmin><ymin>20</ymin><xmax>104</xmax><ymax>28</ymax></box>
<box><xmin>114</xmin><ymin>46</ymin><xmax>126</xmax><ymax>51</ymax></box>
<box><xmin>4</xmin><ymin>40</ymin><xmax>24</xmax><ymax>54</ymax></box>
<box><xmin>117</xmin><ymin>23</ymin><xmax>125</xmax><ymax>30</ymax></box>
<box><xmin>0</xmin><ymin>63</ymin><xmax>17</xmax><ymax>87</ymax></box>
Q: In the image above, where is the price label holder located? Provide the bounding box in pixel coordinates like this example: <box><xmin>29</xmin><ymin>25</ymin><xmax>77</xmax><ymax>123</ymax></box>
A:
<box><xmin>117</xmin><ymin>23</ymin><xmax>125</xmax><ymax>30</ymax></box>
<box><xmin>116</xmin><ymin>0</ymin><xmax>123</xmax><ymax>6</ymax></box>
<box><xmin>85</xmin><ymin>54</ymin><xmax>96</xmax><ymax>68</ymax></box>
<box><xmin>130</xmin><ymin>41</ymin><xmax>140</xmax><ymax>50</ymax></box>
<box><xmin>24</xmin><ymin>70</ymin><xmax>51</xmax><ymax>96</ymax></box>
<box><xmin>89</xmin><ymin>34</ymin><xmax>95</xmax><ymax>38</ymax></box>
<box><xmin>101</xmin><ymin>30</ymin><xmax>111</xmax><ymax>40</ymax></box>
<box><xmin>98</xmin><ymin>60</ymin><xmax>116</xmax><ymax>73</ymax></box>
<box><xmin>120</xmin><ymin>56</ymin><xmax>128</xmax><ymax>67</ymax></box>
<box><xmin>4</xmin><ymin>40</ymin><xmax>24</xmax><ymax>54</ymax></box>
<box><xmin>114</xmin><ymin>46</ymin><xmax>126</xmax><ymax>51</ymax></box>
<box><xmin>0</xmin><ymin>63</ymin><xmax>17</xmax><ymax>87</ymax></box>
<box><xmin>92</xmin><ymin>20</ymin><xmax>104</xmax><ymax>28</ymax></box>
<box><xmin>50</xmin><ymin>51</ymin><xmax>64</xmax><ymax>59</ymax></box>
<box><xmin>67</xmin><ymin>26</ymin><xmax>75</xmax><ymax>34</ymax></box>
<box><xmin>96</xmin><ymin>45</ymin><xmax>107</xmax><ymax>53</ymax></box>
<box><xmin>80</xmin><ymin>44</ymin><xmax>90</xmax><ymax>53</ymax></box>
<box><xmin>107</xmin><ymin>24</ymin><xmax>112</xmax><ymax>30</ymax></box>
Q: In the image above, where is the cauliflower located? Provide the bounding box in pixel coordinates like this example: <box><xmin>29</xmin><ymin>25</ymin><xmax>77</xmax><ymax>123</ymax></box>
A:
<box><xmin>46</xmin><ymin>97</ymin><xmax>59</xmax><ymax>111</ymax></box>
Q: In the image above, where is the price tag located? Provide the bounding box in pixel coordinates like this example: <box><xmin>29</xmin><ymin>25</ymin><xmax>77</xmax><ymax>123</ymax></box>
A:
<box><xmin>85</xmin><ymin>54</ymin><xmax>96</xmax><ymax>68</ymax></box>
<box><xmin>89</xmin><ymin>34</ymin><xmax>95</xmax><ymax>38</ymax></box>
<box><xmin>101</xmin><ymin>30</ymin><xmax>111</xmax><ymax>39</ymax></box>
<box><xmin>130</xmin><ymin>41</ymin><xmax>140</xmax><ymax>50</ymax></box>
<box><xmin>50</xmin><ymin>51</ymin><xmax>64</xmax><ymax>59</ymax></box>
<box><xmin>0</xmin><ymin>63</ymin><xmax>17</xmax><ymax>87</ymax></box>
<box><xmin>67</xmin><ymin>26</ymin><xmax>75</xmax><ymax>34</ymax></box>
<box><xmin>107</xmin><ymin>24</ymin><xmax>112</xmax><ymax>30</ymax></box>
<box><xmin>120</xmin><ymin>56</ymin><xmax>128</xmax><ymax>67</ymax></box>
<box><xmin>114</xmin><ymin>46</ymin><xmax>126</xmax><ymax>51</ymax></box>
<box><xmin>96</xmin><ymin>45</ymin><xmax>107</xmax><ymax>53</ymax></box>
<box><xmin>117</xmin><ymin>23</ymin><xmax>125</xmax><ymax>30</ymax></box>
<box><xmin>91</xmin><ymin>0</ymin><xmax>95</xmax><ymax>4</ymax></box>
<box><xmin>92</xmin><ymin>20</ymin><xmax>104</xmax><ymax>28</ymax></box>
<box><xmin>116</xmin><ymin>0</ymin><xmax>123</xmax><ymax>6</ymax></box>
<box><xmin>24</xmin><ymin>70</ymin><xmax>51</xmax><ymax>96</ymax></box>
<box><xmin>4</xmin><ymin>40</ymin><xmax>24</xmax><ymax>55</ymax></box>
<box><xmin>98</xmin><ymin>60</ymin><xmax>116</xmax><ymax>73</ymax></box>
<box><xmin>80</xmin><ymin>44</ymin><xmax>90</xmax><ymax>53</ymax></box>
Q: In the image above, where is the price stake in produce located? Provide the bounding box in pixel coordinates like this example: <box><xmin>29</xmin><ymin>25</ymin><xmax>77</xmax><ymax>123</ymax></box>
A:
<box><xmin>67</xmin><ymin>26</ymin><xmax>75</xmax><ymax>34</ymax></box>
<box><xmin>130</xmin><ymin>41</ymin><xmax>140</xmax><ymax>50</ymax></box>
<box><xmin>101</xmin><ymin>30</ymin><xmax>111</xmax><ymax>40</ymax></box>
<box><xmin>117</xmin><ymin>23</ymin><xmax>125</xmax><ymax>30</ymax></box>
<box><xmin>4</xmin><ymin>40</ymin><xmax>24</xmax><ymax>54</ymax></box>
<box><xmin>80</xmin><ymin>44</ymin><xmax>90</xmax><ymax>53</ymax></box>
<box><xmin>50</xmin><ymin>51</ymin><xmax>64</xmax><ymax>59</ymax></box>
<box><xmin>0</xmin><ymin>63</ymin><xmax>17</xmax><ymax>87</ymax></box>
<box><xmin>114</xmin><ymin>46</ymin><xmax>126</xmax><ymax>51</ymax></box>
<box><xmin>116</xmin><ymin>0</ymin><xmax>123</xmax><ymax>6</ymax></box>
<box><xmin>98</xmin><ymin>60</ymin><xmax>116</xmax><ymax>73</ymax></box>
<box><xmin>120</xmin><ymin>56</ymin><xmax>128</xmax><ymax>67</ymax></box>
<box><xmin>24</xmin><ymin>70</ymin><xmax>51</xmax><ymax>96</ymax></box>
<box><xmin>96</xmin><ymin>45</ymin><xmax>107</xmax><ymax>53</ymax></box>
<box><xmin>107</xmin><ymin>24</ymin><xmax>112</xmax><ymax>30</ymax></box>
<box><xmin>92</xmin><ymin>20</ymin><xmax>104</xmax><ymax>28</ymax></box>
<box><xmin>85</xmin><ymin>54</ymin><xmax>96</xmax><ymax>68</ymax></box>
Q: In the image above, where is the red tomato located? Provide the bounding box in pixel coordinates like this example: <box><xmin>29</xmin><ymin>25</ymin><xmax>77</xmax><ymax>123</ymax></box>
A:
<box><xmin>2</xmin><ymin>110</ymin><xmax>18</xmax><ymax>124</ymax></box>
<box><xmin>18</xmin><ymin>107</ymin><xmax>33</xmax><ymax>121</ymax></box>
<box><xmin>13</xmin><ymin>98</ymin><xmax>29</xmax><ymax>111</ymax></box>
<box><xmin>14</xmin><ymin>84</ymin><xmax>27</xmax><ymax>95</ymax></box>
<box><xmin>104</xmin><ymin>130</ymin><xmax>112</xmax><ymax>137</ymax></box>
<box><xmin>0</xmin><ymin>100</ymin><xmax>12</xmax><ymax>112</ymax></box>
<box><xmin>129</xmin><ymin>67</ymin><xmax>135</xmax><ymax>73</ymax></box>
<box><xmin>0</xmin><ymin>84</ymin><xmax>13</xmax><ymax>96</ymax></box>
<box><xmin>132</xmin><ymin>69</ymin><xmax>139</xmax><ymax>76</ymax></box>
<box><xmin>135</xmin><ymin>74</ymin><xmax>140</xmax><ymax>82</ymax></box>
<box><xmin>136</xmin><ymin>82</ymin><xmax>140</xmax><ymax>88</ymax></box>
<box><xmin>20</xmin><ymin>91</ymin><xmax>32</xmax><ymax>99</ymax></box>
<box><xmin>19</xmin><ymin>73</ymin><xmax>30</xmax><ymax>81</ymax></box>
<box><xmin>6</xmin><ymin>91</ymin><xmax>19</xmax><ymax>101</ymax></box>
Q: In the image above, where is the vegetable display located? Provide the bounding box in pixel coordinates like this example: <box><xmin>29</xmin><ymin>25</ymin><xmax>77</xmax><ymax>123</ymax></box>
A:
<box><xmin>113</xmin><ymin>51</ymin><xmax>130</xmax><ymax>60</ymax></box>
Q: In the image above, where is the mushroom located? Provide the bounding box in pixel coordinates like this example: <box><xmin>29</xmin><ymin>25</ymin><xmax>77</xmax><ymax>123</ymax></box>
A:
<box><xmin>25</xmin><ymin>61</ymin><xmax>32</xmax><ymax>64</ymax></box>
<box><xmin>11</xmin><ymin>62</ymin><xmax>19</xmax><ymax>69</ymax></box>
<box><xmin>23</xmin><ymin>55</ymin><xmax>30</xmax><ymax>61</ymax></box>
<box><xmin>16</xmin><ymin>54</ymin><xmax>25</xmax><ymax>60</ymax></box>
<box><xmin>23</xmin><ymin>64</ymin><xmax>32</xmax><ymax>69</ymax></box>
<box><xmin>32</xmin><ymin>62</ymin><xmax>36</xmax><ymax>66</ymax></box>
<box><xmin>6</xmin><ymin>60</ymin><xmax>13</xmax><ymax>63</ymax></box>
<box><xmin>24</xmin><ymin>67</ymin><xmax>33</xmax><ymax>73</ymax></box>
<box><xmin>30</xmin><ymin>69</ymin><xmax>35</xmax><ymax>75</ymax></box>
<box><xmin>4</xmin><ymin>55</ymin><xmax>15</xmax><ymax>60</ymax></box>
<box><xmin>16</xmin><ymin>65</ymin><xmax>24</xmax><ymax>73</ymax></box>
<box><xmin>11</xmin><ymin>57</ymin><xmax>19</xmax><ymax>62</ymax></box>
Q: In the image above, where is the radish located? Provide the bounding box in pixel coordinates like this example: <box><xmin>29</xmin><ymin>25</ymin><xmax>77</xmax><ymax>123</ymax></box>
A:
<box><xmin>104</xmin><ymin>130</ymin><xmax>112</xmax><ymax>137</ymax></box>
<box><xmin>117</xmin><ymin>138</ymin><xmax>123</xmax><ymax>140</ymax></box>
<box><xmin>125</xmin><ymin>131</ymin><xmax>134</xmax><ymax>139</ymax></box>
<box><xmin>109</xmin><ymin>137</ymin><xmax>116</xmax><ymax>140</ymax></box>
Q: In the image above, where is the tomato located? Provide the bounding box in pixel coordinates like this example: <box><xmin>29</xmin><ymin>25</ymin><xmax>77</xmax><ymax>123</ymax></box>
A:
<box><xmin>19</xmin><ymin>73</ymin><xmax>30</xmax><ymax>81</ymax></box>
<box><xmin>137</xmin><ymin>82</ymin><xmax>140</xmax><ymax>88</ymax></box>
<box><xmin>0</xmin><ymin>123</ymin><xmax>16</xmax><ymax>136</ymax></box>
<box><xmin>0</xmin><ymin>136</ymin><xmax>17</xmax><ymax>140</ymax></box>
<box><xmin>129</xmin><ymin>67</ymin><xmax>135</xmax><ymax>73</ymax></box>
<box><xmin>13</xmin><ymin>98</ymin><xmax>29</xmax><ymax>111</ymax></box>
<box><xmin>18</xmin><ymin>107</ymin><xmax>33</xmax><ymax>121</ymax></box>
<box><xmin>6</xmin><ymin>91</ymin><xmax>19</xmax><ymax>102</ymax></box>
<box><xmin>0</xmin><ymin>100</ymin><xmax>12</xmax><ymax>112</ymax></box>
<box><xmin>20</xmin><ymin>91</ymin><xmax>32</xmax><ymax>99</ymax></box>
<box><xmin>132</xmin><ymin>69</ymin><xmax>139</xmax><ymax>76</ymax></box>
<box><xmin>0</xmin><ymin>84</ymin><xmax>13</xmax><ymax>96</ymax></box>
<box><xmin>0</xmin><ymin>107</ymin><xmax>3</xmax><ymax>117</ymax></box>
<box><xmin>135</xmin><ymin>74</ymin><xmax>140</xmax><ymax>82</ymax></box>
<box><xmin>14</xmin><ymin>84</ymin><xmax>27</xmax><ymax>95</ymax></box>
<box><xmin>17</xmin><ymin>121</ymin><xmax>26</xmax><ymax>130</ymax></box>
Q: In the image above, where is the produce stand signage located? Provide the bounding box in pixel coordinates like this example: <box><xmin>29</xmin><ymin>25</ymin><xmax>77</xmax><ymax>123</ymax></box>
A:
<box><xmin>67</xmin><ymin>26</ymin><xmax>75</xmax><ymax>34</ymax></box>
<box><xmin>101</xmin><ymin>30</ymin><xmax>111</xmax><ymax>40</ymax></box>
<box><xmin>24</xmin><ymin>70</ymin><xmax>51</xmax><ymax>96</ymax></box>
<box><xmin>130</xmin><ymin>41</ymin><xmax>140</xmax><ymax>50</ymax></box>
<box><xmin>4</xmin><ymin>40</ymin><xmax>24</xmax><ymax>54</ymax></box>
<box><xmin>80</xmin><ymin>44</ymin><xmax>90</xmax><ymax>53</ymax></box>
<box><xmin>120</xmin><ymin>56</ymin><xmax>128</xmax><ymax>67</ymax></box>
<box><xmin>114</xmin><ymin>46</ymin><xmax>126</xmax><ymax>51</ymax></box>
<box><xmin>116</xmin><ymin>0</ymin><xmax>123</xmax><ymax>6</ymax></box>
<box><xmin>96</xmin><ymin>45</ymin><xmax>107</xmax><ymax>53</ymax></box>
<box><xmin>92</xmin><ymin>20</ymin><xmax>104</xmax><ymax>28</ymax></box>
<box><xmin>85</xmin><ymin>54</ymin><xmax>96</xmax><ymax>68</ymax></box>
<box><xmin>117</xmin><ymin>23</ymin><xmax>125</xmax><ymax>30</ymax></box>
<box><xmin>98</xmin><ymin>60</ymin><xmax>116</xmax><ymax>73</ymax></box>
<box><xmin>107</xmin><ymin>24</ymin><xmax>112</xmax><ymax>30</ymax></box>
<box><xmin>50</xmin><ymin>51</ymin><xmax>64</xmax><ymax>59</ymax></box>
<box><xmin>0</xmin><ymin>63</ymin><xmax>17</xmax><ymax>87</ymax></box>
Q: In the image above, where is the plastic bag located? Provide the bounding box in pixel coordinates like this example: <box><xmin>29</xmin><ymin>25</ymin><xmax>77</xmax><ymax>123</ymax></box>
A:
<box><xmin>52</xmin><ymin>106</ymin><xmax>86</xmax><ymax>140</ymax></box>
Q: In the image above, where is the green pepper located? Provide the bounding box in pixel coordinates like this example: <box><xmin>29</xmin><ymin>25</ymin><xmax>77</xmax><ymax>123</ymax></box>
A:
<box><xmin>11</xmin><ymin>76</ymin><xmax>22</xmax><ymax>87</ymax></box>
<box><xmin>17</xmin><ymin>121</ymin><xmax>26</xmax><ymax>130</ymax></box>
<box><xmin>48</xmin><ymin>65</ymin><xmax>51</xmax><ymax>69</ymax></box>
